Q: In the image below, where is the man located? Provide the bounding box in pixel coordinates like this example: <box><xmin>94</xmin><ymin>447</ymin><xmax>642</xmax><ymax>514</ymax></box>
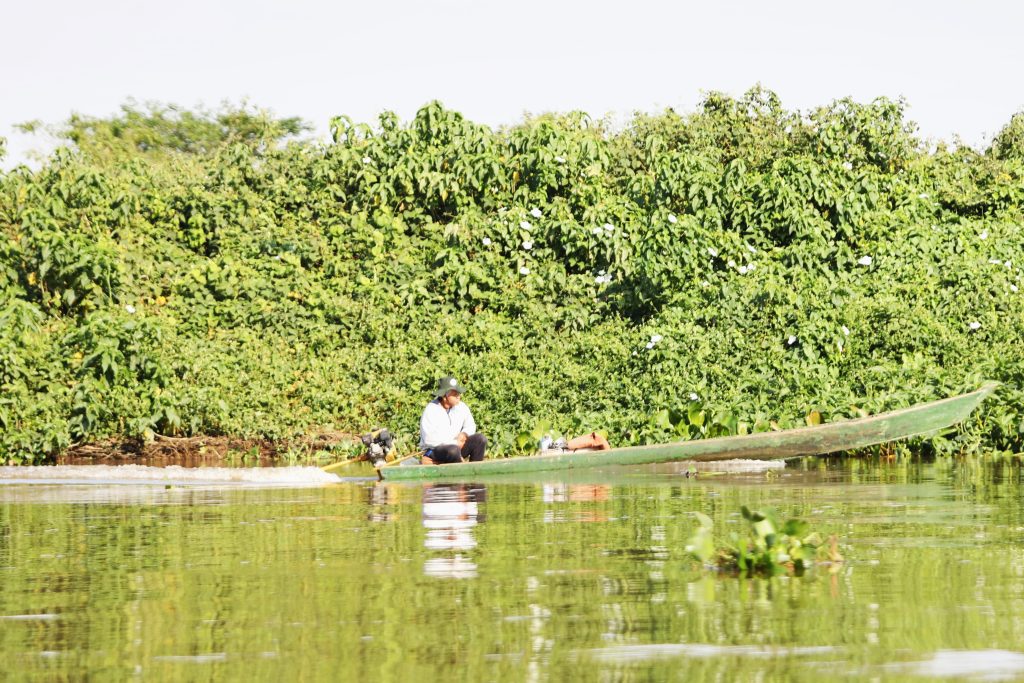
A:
<box><xmin>419</xmin><ymin>376</ymin><xmax>487</xmax><ymax>465</ymax></box>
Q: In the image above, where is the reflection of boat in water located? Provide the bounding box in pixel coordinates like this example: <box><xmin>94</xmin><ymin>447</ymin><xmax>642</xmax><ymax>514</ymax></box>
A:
<box><xmin>422</xmin><ymin>484</ymin><xmax>486</xmax><ymax>579</ymax></box>
<box><xmin>377</xmin><ymin>383</ymin><xmax>997</xmax><ymax>481</ymax></box>
<box><xmin>543</xmin><ymin>484</ymin><xmax>611</xmax><ymax>523</ymax></box>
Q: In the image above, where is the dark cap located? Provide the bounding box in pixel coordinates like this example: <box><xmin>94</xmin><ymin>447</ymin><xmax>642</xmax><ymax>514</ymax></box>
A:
<box><xmin>434</xmin><ymin>376</ymin><xmax>466</xmax><ymax>398</ymax></box>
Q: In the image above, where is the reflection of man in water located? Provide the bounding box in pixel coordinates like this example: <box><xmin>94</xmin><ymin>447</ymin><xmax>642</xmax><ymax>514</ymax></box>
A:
<box><xmin>422</xmin><ymin>483</ymin><xmax>487</xmax><ymax>579</ymax></box>
<box><xmin>419</xmin><ymin>377</ymin><xmax>487</xmax><ymax>465</ymax></box>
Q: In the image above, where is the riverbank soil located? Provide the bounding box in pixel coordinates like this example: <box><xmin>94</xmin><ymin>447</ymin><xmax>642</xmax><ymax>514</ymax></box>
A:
<box><xmin>56</xmin><ymin>429</ymin><xmax>358</xmax><ymax>467</ymax></box>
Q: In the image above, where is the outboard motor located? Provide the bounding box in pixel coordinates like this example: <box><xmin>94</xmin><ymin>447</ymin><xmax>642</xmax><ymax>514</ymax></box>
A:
<box><xmin>361</xmin><ymin>427</ymin><xmax>395</xmax><ymax>468</ymax></box>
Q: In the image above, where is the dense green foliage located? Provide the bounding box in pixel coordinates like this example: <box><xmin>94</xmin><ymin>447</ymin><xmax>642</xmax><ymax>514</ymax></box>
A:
<box><xmin>2</xmin><ymin>89</ymin><xmax>1023</xmax><ymax>463</ymax></box>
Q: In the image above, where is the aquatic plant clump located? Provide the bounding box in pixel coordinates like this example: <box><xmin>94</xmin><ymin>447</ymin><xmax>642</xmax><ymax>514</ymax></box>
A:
<box><xmin>1</xmin><ymin>89</ymin><xmax>1023</xmax><ymax>463</ymax></box>
<box><xmin>686</xmin><ymin>507</ymin><xmax>844</xmax><ymax>577</ymax></box>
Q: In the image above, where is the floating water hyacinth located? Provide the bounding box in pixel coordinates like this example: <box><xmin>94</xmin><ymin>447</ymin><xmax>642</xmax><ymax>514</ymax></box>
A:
<box><xmin>520</xmin><ymin>220</ymin><xmax>532</xmax><ymax>231</ymax></box>
<box><xmin>708</xmin><ymin>247</ymin><xmax>719</xmax><ymax>257</ymax></box>
<box><xmin>522</xmin><ymin>240</ymin><xmax>533</xmax><ymax>250</ymax></box>
<box><xmin>857</xmin><ymin>256</ymin><xmax>873</xmax><ymax>266</ymax></box>
<box><xmin>787</xmin><ymin>335</ymin><xmax>797</xmax><ymax>345</ymax></box>
<box><xmin>668</xmin><ymin>214</ymin><xmax>678</xmax><ymax>224</ymax></box>
<box><xmin>481</xmin><ymin>237</ymin><xmax>491</xmax><ymax>246</ymax></box>
<box><xmin>125</xmin><ymin>304</ymin><xmax>136</xmax><ymax>314</ymax></box>
<box><xmin>519</xmin><ymin>266</ymin><xmax>530</xmax><ymax>275</ymax></box>
<box><xmin>530</xmin><ymin>207</ymin><xmax>542</xmax><ymax>218</ymax></box>
<box><xmin>968</xmin><ymin>321</ymin><xmax>981</xmax><ymax>330</ymax></box>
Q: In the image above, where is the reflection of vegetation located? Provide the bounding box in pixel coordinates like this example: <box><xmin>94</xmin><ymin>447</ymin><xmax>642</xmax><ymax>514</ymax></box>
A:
<box><xmin>2</xmin><ymin>468</ymin><xmax>1023</xmax><ymax>679</ymax></box>
<box><xmin>687</xmin><ymin>506</ymin><xmax>843</xmax><ymax>577</ymax></box>
<box><xmin>2</xmin><ymin>88</ymin><xmax>1024</xmax><ymax>462</ymax></box>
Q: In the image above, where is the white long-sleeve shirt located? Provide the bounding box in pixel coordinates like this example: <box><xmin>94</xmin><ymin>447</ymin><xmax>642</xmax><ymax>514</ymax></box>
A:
<box><xmin>419</xmin><ymin>399</ymin><xmax>477</xmax><ymax>449</ymax></box>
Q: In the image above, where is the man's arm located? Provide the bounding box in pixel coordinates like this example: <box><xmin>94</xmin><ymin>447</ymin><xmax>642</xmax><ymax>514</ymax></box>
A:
<box><xmin>461</xmin><ymin>404</ymin><xmax>477</xmax><ymax>436</ymax></box>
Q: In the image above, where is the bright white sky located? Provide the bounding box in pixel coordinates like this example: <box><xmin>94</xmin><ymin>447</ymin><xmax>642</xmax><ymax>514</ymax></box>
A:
<box><xmin>3</xmin><ymin>0</ymin><xmax>1023</xmax><ymax>167</ymax></box>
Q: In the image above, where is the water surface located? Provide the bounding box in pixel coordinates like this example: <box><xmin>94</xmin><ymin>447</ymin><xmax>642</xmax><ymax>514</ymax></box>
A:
<box><xmin>1</xmin><ymin>458</ymin><xmax>1023</xmax><ymax>680</ymax></box>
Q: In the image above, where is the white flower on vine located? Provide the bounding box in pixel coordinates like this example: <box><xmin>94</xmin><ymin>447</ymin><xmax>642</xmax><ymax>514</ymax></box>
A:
<box><xmin>989</xmin><ymin>259</ymin><xmax>1002</xmax><ymax>265</ymax></box>
<box><xmin>530</xmin><ymin>207</ymin><xmax>542</xmax><ymax>218</ymax></box>
<box><xmin>362</xmin><ymin>156</ymin><xmax>372</xmax><ymax>164</ymax></box>
<box><xmin>650</xmin><ymin>334</ymin><xmax>663</xmax><ymax>343</ymax></box>
<box><xmin>125</xmin><ymin>304</ymin><xmax>136</xmax><ymax>314</ymax></box>
<box><xmin>842</xmin><ymin>325</ymin><xmax>850</xmax><ymax>336</ymax></box>
<box><xmin>554</xmin><ymin>156</ymin><xmax>566</xmax><ymax>164</ymax></box>
<box><xmin>689</xmin><ymin>392</ymin><xmax>699</xmax><ymax>401</ymax></box>
<box><xmin>968</xmin><ymin>321</ymin><xmax>981</xmax><ymax>330</ymax></box>
<box><xmin>784</xmin><ymin>125</ymin><xmax>793</xmax><ymax>134</ymax></box>
<box><xmin>645</xmin><ymin>342</ymin><xmax>655</xmax><ymax>349</ymax></box>
<box><xmin>482</xmin><ymin>237</ymin><xmax>492</xmax><ymax>246</ymax></box>
<box><xmin>603</xmin><ymin>223</ymin><xmax>615</xmax><ymax>232</ymax></box>
<box><xmin>746</xmin><ymin>244</ymin><xmax>756</xmax><ymax>253</ymax></box>
<box><xmin>522</xmin><ymin>240</ymin><xmax>533</xmax><ymax>250</ymax></box>
<box><xmin>842</xmin><ymin>161</ymin><xmax>853</xmax><ymax>171</ymax></box>
<box><xmin>980</xmin><ymin>230</ymin><xmax>988</xmax><ymax>240</ymax></box>
<box><xmin>708</xmin><ymin>247</ymin><xmax>719</xmax><ymax>257</ymax></box>
<box><xmin>519</xmin><ymin>266</ymin><xmax>530</xmax><ymax>275</ymax></box>
<box><xmin>592</xmin><ymin>226</ymin><xmax>603</xmax><ymax>235</ymax></box>
<box><xmin>738</xmin><ymin>265</ymin><xmax>749</xmax><ymax>275</ymax></box>
<box><xmin>1011</xmin><ymin>284</ymin><xmax>1019</xmax><ymax>293</ymax></box>
<box><xmin>918</xmin><ymin>193</ymin><xmax>930</xmax><ymax>199</ymax></box>
<box><xmin>520</xmin><ymin>220</ymin><xmax>533</xmax><ymax>231</ymax></box>
<box><xmin>668</xmin><ymin>214</ymin><xmax>678</xmax><ymax>224</ymax></box>
<box><xmin>857</xmin><ymin>255</ymin><xmax>873</xmax><ymax>266</ymax></box>
<box><xmin>787</xmin><ymin>335</ymin><xmax>797</xmax><ymax>345</ymax></box>
<box><xmin>727</xmin><ymin>259</ymin><xmax>736</xmax><ymax>268</ymax></box>
<box><xmin>747</xmin><ymin>262</ymin><xmax>756</xmax><ymax>271</ymax></box>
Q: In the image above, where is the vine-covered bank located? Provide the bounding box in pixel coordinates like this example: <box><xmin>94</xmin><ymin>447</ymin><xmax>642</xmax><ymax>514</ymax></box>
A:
<box><xmin>1</xmin><ymin>87</ymin><xmax>1022</xmax><ymax>463</ymax></box>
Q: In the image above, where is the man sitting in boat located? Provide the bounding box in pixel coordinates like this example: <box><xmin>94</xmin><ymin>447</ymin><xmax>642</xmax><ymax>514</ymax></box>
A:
<box><xmin>419</xmin><ymin>377</ymin><xmax>488</xmax><ymax>465</ymax></box>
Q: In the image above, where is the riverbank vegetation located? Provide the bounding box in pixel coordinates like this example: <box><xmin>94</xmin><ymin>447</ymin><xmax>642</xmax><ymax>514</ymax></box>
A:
<box><xmin>2</xmin><ymin>88</ymin><xmax>1022</xmax><ymax>463</ymax></box>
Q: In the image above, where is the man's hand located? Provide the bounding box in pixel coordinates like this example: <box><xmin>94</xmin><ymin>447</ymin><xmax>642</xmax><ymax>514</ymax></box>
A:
<box><xmin>456</xmin><ymin>432</ymin><xmax>468</xmax><ymax>449</ymax></box>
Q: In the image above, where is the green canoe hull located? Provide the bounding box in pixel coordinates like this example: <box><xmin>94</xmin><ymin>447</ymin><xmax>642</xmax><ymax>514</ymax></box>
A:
<box><xmin>377</xmin><ymin>383</ymin><xmax>997</xmax><ymax>481</ymax></box>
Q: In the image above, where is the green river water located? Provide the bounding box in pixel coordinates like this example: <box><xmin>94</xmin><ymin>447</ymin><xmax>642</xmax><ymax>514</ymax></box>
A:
<box><xmin>2</xmin><ymin>458</ymin><xmax>1023</xmax><ymax>681</ymax></box>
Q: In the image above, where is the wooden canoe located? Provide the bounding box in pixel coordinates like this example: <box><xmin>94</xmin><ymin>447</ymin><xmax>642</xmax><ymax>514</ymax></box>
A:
<box><xmin>373</xmin><ymin>382</ymin><xmax>997</xmax><ymax>481</ymax></box>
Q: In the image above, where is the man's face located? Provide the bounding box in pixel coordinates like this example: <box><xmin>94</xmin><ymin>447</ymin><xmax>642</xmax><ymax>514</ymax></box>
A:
<box><xmin>443</xmin><ymin>390</ymin><xmax>462</xmax><ymax>407</ymax></box>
